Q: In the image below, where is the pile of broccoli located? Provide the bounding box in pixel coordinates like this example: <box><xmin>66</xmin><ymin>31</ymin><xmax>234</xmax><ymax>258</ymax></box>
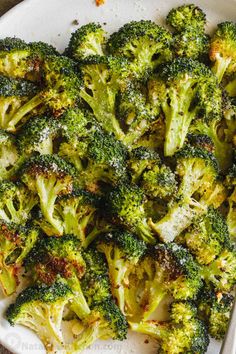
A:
<box><xmin>0</xmin><ymin>3</ymin><xmax>235</xmax><ymax>354</ymax></box>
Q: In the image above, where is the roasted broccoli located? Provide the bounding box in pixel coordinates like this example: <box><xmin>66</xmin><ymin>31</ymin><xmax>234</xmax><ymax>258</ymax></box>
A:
<box><xmin>97</xmin><ymin>230</ymin><xmax>147</xmax><ymax>315</ymax></box>
<box><xmin>24</xmin><ymin>234</ymin><xmax>90</xmax><ymax>319</ymax></box>
<box><xmin>225</xmin><ymin>164</ymin><xmax>236</xmax><ymax>239</ymax></box>
<box><xmin>0</xmin><ymin>130</ymin><xmax>20</xmax><ymax>179</ymax></box>
<box><xmin>198</xmin><ymin>288</ymin><xmax>234</xmax><ymax>340</ymax></box>
<box><xmin>0</xmin><ymin>220</ymin><xmax>39</xmax><ymax>295</ymax></box>
<box><xmin>21</xmin><ymin>154</ymin><xmax>76</xmax><ymax>236</ymax></box>
<box><xmin>209</xmin><ymin>22</ymin><xmax>236</xmax><ymax>82</ymax></box>
<box><xmin>130</xmin><ymin>301</ymin><xmax>209</xmax><ymax>354</ymax></box>
<box><xmin>6</xmin><ymin>280</ymin><xmax>73</xmax><ymax>352</ymax></box>
<box><xmin>150</xmin><ymin>145</ymin><xmax>226</xmax><ymax>242</ymax></box>
<box><xmin>65</xmin><ymin>23</ymin><xmax>106</xmax><ymax>60</ymax></box>
<box><xmin>107</xmin><ymin>20</ymin><xmax>172</xmax><ymax>79</ymax></box>
<box><xmin>177</xmin><ymin>207</ymin><xmax>230</xmax><ymax>265</ymax></box>
<box><xmin>149</xmin><ymin>58</ymin><xmax>222</xmax><ymax>156</ymax></box>
<box><xmin>166</xmin><ymin>4</ymin><xmax>207</xmax><ymax>32</ymax></box>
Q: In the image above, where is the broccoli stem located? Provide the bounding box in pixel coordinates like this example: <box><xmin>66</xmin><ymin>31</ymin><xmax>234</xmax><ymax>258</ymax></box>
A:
<box><xmin>61</xmin><ymin>207</ymin><xmax>85</xmax><ymax>242</ymax></box>
<box><xmin>225</xmin><ymin>77</ymin><xmax>236</xmax><ymax>97</ymax></box>
<box><xmin>68</xmin><ymin>277</ymin><xmax>91</xmax><ymax>319</ymax></box>
<box><xmin>35</xmin><ymin>176</ymin><xmax>64</xmax><ymax>235</ymax></box>
<box><xmin>163</xmin><ymin>81</ymin><xmax>197</xmax><ymax>156</ymax></box>
<box><xmin>69</xmin><ymin>325</ymin><xmax>100</xmax><ymax>353</ymax></box>
<box><xmin>0</xmin><ymin>262</ymin><xmax>17</xmax><ymax>295</ymax></box>
<box><xmin>83</xmin><ymin>226</ymin><xmax>104</xmax><ymax>249</ymax></box>
<box><xmin>212</xmin><ymin>57</ymin><xmax>232</xmax><ymax>83</ymax></box>
<box><xmin>142</xmin><ymin>286</ymin><xmax>166</xmax><ymax>321</ymax></box>
<box><xmin>8</xmin><ymin>95</ymin><xmax>42</xmax><ymax>131</ymax></box>
<box><xmin>129</xmin><ymin>321</ymin><xmax>162</xmax><ymax>339</ymax></box>
<box><xmin>227</xmin><ymin>195</ymin><xmax>236</xmax><ymax>239</ymax></box>
<box><xmin>137</xmin><ymin>220</ymin><xmax>156</xmax><ymax>244</ymax></box>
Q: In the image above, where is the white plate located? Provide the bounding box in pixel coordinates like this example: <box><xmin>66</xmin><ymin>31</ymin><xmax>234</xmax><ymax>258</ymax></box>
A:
<box><xmin>0</xmin><ymin>0</ymin><xmax>235</xmax><ymax>353</ymax></box>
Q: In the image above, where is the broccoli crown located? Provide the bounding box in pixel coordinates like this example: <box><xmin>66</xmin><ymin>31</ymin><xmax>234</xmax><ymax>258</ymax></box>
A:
<box><xmin>210</xmin><ymin>21</ymin><xmax>236</xmax><ymax>63</ymax></box>
<box><xmin>166</xmin><ymin>4</ymin><xmax>206</xmax><ymax>32</ymax></box>
<box><xmin>6</xmin><ymin>279</ymin><xmax>72</xmax><ymax>325</ymax></box>
<box><xmin>129</xmin><ymin>147</ymin><xmax>161</xmax><ymax>162</ymax></box>
<box><xmin>107</xmin><ymin>20</ymin><xmax>172</xmax><ymax>78</ymax></box>
<box><xmin>173</xmin><ymin>29</ymin><xmax>210</xmax><ymax>60</ymax></box>
<box><xmin>29</xmin><ymin>41</ymin><xmax>59</xmax><ymax>57</ymax></box>
<box><xmin>91</xmin><ymin>299</ymin><xmax>128</xmax><ymax>340</ymax></box>
<box><xmin>0</xmin><ymin>75</ymin><xmax>38</xmax><ymax>97</ymax></box>
<box><xmin>0</xmin><ymin>37</ymin><xmax>28</xmax><ymax>52</ymax></box>
<box><xmin>198</xmin><ymin>289</ymin><xmax>234</xmax><ymax>340</ymax></box>
<box><xmin>81</xmin><ymin>248</ymin><xmax>111</xmax><ymax>306</ymax></box>
<box><xmin>100</xmin><ymin>230</ymin><xmax>147</xmax><ymax>261</ymax></box>
<box><xmin>186</xmin><ymin>133</ymin><xmax>215</xmax><ymax>153</ymax></box>
<box><xmin>17</xmin><ymin>115</ymin><xmax>59</xmax><ymax>155</ymax></box>
<box><xmin>66</xmin><ymin>22</ymin><xmax>106</xmax><ymax>60</ymax></box>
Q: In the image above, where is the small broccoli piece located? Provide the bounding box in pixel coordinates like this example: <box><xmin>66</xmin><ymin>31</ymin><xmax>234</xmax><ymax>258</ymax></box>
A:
<box><xmin>186</xmin><ymin>133</ymin><xmax>215</xmax><ymax>153</ymax></box>
<box><xmin>21</xmin><ymin>154</ymin><xmax>76</xmax><ymax>236</ymax></box>
<box><xmin>133</xmin><ymin>116</ymin><xmax>166</xmax><ymax>150</ymax></box>
<box><xmin>105</xmin><ymin>183</ymin><xmax>156</xmax><ymax>244</ymax></box>
<box><xmin>0</xmin><ymin>130</ymin><xmax>19</xmax><ymax>179</ymax></box>
<box><xmin>97</xmin><ymin>230</ymin><xmax>147</xmax><ymax>315</ymax></box>
<box><xmin>173</xmin><ymin>29</ymin><xmax>210</xmax><ymax>60</ymax></box>
<box><xmin>79</xmin><ymin>55</ymin><xmax>128</xmax><ymax>140</ymax></box>
<box><xmin>226</xmin><ymin>164</ymin><xmax>236</xmax><ymax>239</ymax></box>
<box><xmin>67</xmin><ymin>299</ymin><xmax>128</xmax><ymax>353</ymax></box>
<box><xmin>210</xmin><ymin>22</ymin><xmax>236</xmax><ymax>82</ymax></box>
<box><xmin>130</xmin><ymin>301</ymin><xmax>209</xmax><ymax>354</ymax></box>
<box><xmin>0</xmin><ymin>75</ymin><xmax>39</xmax><ymax>132</ymax></box>
<box><xmin>225</xmin><ymin>75</ymin><xmax>236</xmax><ymax>97</ymax></box>
<box><xmin>150</xmin><ymin>145</ymin><xmax>226</xmax><ymax>242</ymax></box>
<box><xmin>107</xmin><ymin>20</ymin><xmax>172</xmax><ymax>79</ymax></box>
<box><xmin>149</xmin><ymin>58</ymin><xmax>222</xmax><ymax>156</ymax></box>
<box><xmin>0</xmin><ymin>37</ymin><xmax>58</xmax><ymax>81</ymax></box>
<box><xmin>201</xmin><ymin>246</ymin><xmax>236</xmax><ymax>292</ymax></box>
<box><xmin>17</xmin><ymin>115</ymin><xmax>60</xmax><ymax>156</ymax></box>
<box><xmin>198</xmin><ymin>288</ymin><xmax>234</xmax><ymax>340</ymax></box>
<box><xmin>6</xmin><ymin>280</ymin><xmax>73</xmax><ymax>352</ymax></box>
<box><xmin>65</xmin><ymin>23</ymin><xmax>106</xmax><ymax>60</ymax></box>
<box><xmin>9</xmin><ymin>56</ymin><xmax>81</xmax><ymax>130</ymax></box>
<box><xmin>0</xmin><ymin>181</ymin><xmax>38</xmax><ymax>224</ymax></box>
<box><xmin>166</xmin><ymin>4</ymin><xmax>207</xmax><ymax>32</ymax></box>
<box><xmin>54</xmin><ymin>188</ymin><xmax>99</xmax><ymax>245</ymax></box>
<box><xmin>178</xmin><ymin>207</ymin><xmax>230</xmax><ymax>265</ymax></box>
<box><xmin>81</xmin><ymin>248</ymin><xmax>112</xmax><ymax>306</ymax></box>
<box><xmin>0</xmin><ymin>220</ymin><xmax>39</xmax><ymax>295</ymax></box>
<box><xmin>24</xmin><ymin>234</ymin><xmax>90</xmax><ymax>319</ymax></box>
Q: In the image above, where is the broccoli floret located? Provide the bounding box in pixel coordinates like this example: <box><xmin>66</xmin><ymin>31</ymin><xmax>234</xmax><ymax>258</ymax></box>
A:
<box><xmin>210</xmin><ymin>22</ymin><xmax>236</xmax><ymax>82</ymax></box>
<box><xmin>166</xmin><ymin>4</ymin><xmax>207</xmax><ymax>32</ymax></box>
<box><xmin>21</xmin><ymin>154</ymin><xmax>76</xmax><ymax>235</ymax></box>
<box><xmin>24</xmin><ymin>234</ymin><xmax>90</xmax><ymax>319</ymax></box>
<box><xmin>201</xmin><ymin>246</ymin><xmax>236</xmax><ymax>291</ymax></box>
<box><xmin>79</xmin><ymin>55</ymin><xmax>128</xmax><ymax>140</ymax></box>
<box><xmin>0</xmin><ymin>130</ymin><xmax>20</xmax><ymax>179</ymax></box>
<box><xmin>67</xmin><ymin>299</ymin><xmax>128</xmax><ymax>352</ymax></box>
<box><xmin>54</xmin><ymin>188</ymin><xmax>99</xmax><ymax>245</ymax></box>
<box><xmin>173</xmin><ymin>29</ymin><xmax>210</xmax><ymax>60</ymax></box>
<box><xmin>226</xmin><ymin>164</ymin><xmax>236</xmax><ymax>239</ymax></box>
<box><xmin>0</xmin><ymin>75</ymin><xmax>39</xmax><ymax>132</ymax></box>
<box><xmin>17</xmin><ymin>115</ymin><xmax>60</xmax><ymax>156</ymax></box>
<box><xmin>81</xmin><ymin>248</ymin><xmax>112</xmax><ymax>306</ymax></box>
<box><xmin>186</xmin><ymin>133</ymin><xmax>215</xmax><ymax>153</ymax></box>
<box><xmin>65</xmin><ymin>23</ymin><xmax>106</xmax><ymax>60</ymax></box>
<box><xmin>133</xmin><ymin>116</ymin><xmax>166</xmax><ymax>150</ymax></box>
<box><xmin>9</xmin><ymin>56</ymin><xmax>81</xmax><ymax>130</ymax></box>
<box><xmin>105</xmin><ymin>183</ymin><xmax>156</xmax><ymax>244</ymax></box>
<box><xmin>130</xmin><ymin>301</ymin><xmax>209</xmax><ymax>354</ymax></box>
<box><xmin>178</xmin><ymin>207</ymin><xmax>230</xmax><ymax>265</ymax></box>
<box><xmin>150</xmin><ymin>145</ymin><xmax>226</xmax><ymax>242</ymax></box>
<box><xmin>97</xmin><ymin>230</ymin><xmax>147</xmax><ymax>315</ymax></box>
<box><xmin>107</xmin><ymin>20</ymin><xmax>172</xmax><ymax>79</ymax></box>
<box><xmin>198</xmin><ymin>288</ymin><xmax>234</xmax><ymax>340</ymax></box>
<box><xmin>0</xmin><ymin>181</ymin><xmax>38</xmax><ymax>224</ymax></box>
<box><xmin>149</xmin><ymin>58</ymin><xmax>222</xmax><ymax>156</ymax></box>
<box><xmin>0</xmin><ymin>220</ymin><xmax>39</xmax><ymax>295</ymax></box>
<box><xmin>0</xmin><ymin>37</ymin><xmax>58</xmax><ymax>81</ymax></box>
<box><xmin>6</xmin><ymin>280</ymin><xmax>73</xmax><ymax>352</ymax></box>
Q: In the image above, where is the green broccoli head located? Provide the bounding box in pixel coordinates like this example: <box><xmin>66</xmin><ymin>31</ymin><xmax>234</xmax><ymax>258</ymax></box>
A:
<box><xmin>21</xmin><ymin>154</ymin><xmax>76</xmax><ymax>236</ymax></box>
<box><xmin>210</xmin><ymin>22</ymin><xmax>236</xmax><ymax>82</ymax></box>
<box><xmin>81</xmin><ymin>247</ymin><xmax>111</xmax><ymax>306</ymax></box>
<box><xmin>0</xmin><ymin>220</ymin><xmax>39</xmax><ymax>295</ymax></box>
<box><xmin>198</xmin><ymin>288</ymin><xmax>234</xmax><ymax>340</ymax></box>
<box><xmin>106</xmin><ymin>183</ymin><xmax>156</xmax><ymax>244</ymax></box>
<box><xmin>149</xmin><ymin>58</ymin><xmax>222</xmax><ymax>156</ymax></box>
<box><xmin>65</xmin><ymin>22</ymin><xmax>106</xmax><ymax>60</ymax></box>
<box><xmin>186</xmin><ymin>133</ymin><xmax>215</xmax><ymax>153</ymax></box>
<box><xmin>179</xmin><ymin>207</ymin><xmax>230</xmax><ymax>265</ymax></box>
<box><xmin>0</xmin><ymin>130</ymin><xmax>19</xmax><ymax>179</ymax></box>
<box><xmin>97</xmin><ymin>229</ymin><xmax>147</xmax><ymax>314</ymax></box>
<box><xmin>173</xmin><ymin>29</ymin><xmax>210</xmax><ymax>60</ymax></box>
<box><xmin>225</xmin><ymin>164</ymin><xmax>236</xmax><ymax>239</ymax></box>
<box><xmin>17</xmin><ymin>115</ymin><xmax>60</xmax><ymax>156</ymax></box>
<box><xmin>107</xmin><ymin>20</ymin><xmax>172</xmax><ymax>79</ymax></box>
<box><xmin>166</xmin><ymin>4</ymin><xmax>207</xmax><ymax>32</ymax></box>
<box><xmin>6</xmin><ymin>280</ymin><xmax>73</xmax><ymax>352</ymax></box>
<box><xmin>130</xmin><ymin>301</ymin><xmax>209</xmax><ymax>354</ymax></box>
